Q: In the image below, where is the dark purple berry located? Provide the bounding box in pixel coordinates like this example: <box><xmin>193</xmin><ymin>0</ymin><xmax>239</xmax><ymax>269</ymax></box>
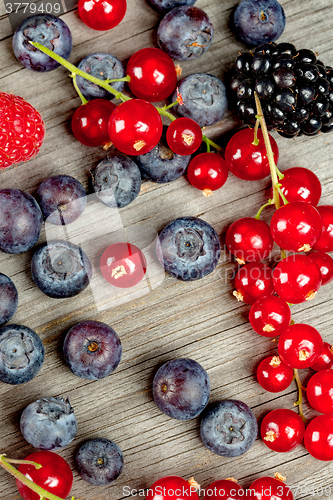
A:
<box><xmin>63</xmin><ymin>320</ymin><xmax>122</xmax><ymax>380</ymax></box>
<box><xmin>76</xmin><ymin>438</ymin><xmax>123</xmax><ymax>486</ymax></box>
<box><xmin>0</xmin><ymin>274</ymin><xmax>18</xmax><ymax>325</ymax></box>
<box><xmin>153</xmin><ymin>358</ymin><xmax>210</xmax><ymax>420</ymax></box>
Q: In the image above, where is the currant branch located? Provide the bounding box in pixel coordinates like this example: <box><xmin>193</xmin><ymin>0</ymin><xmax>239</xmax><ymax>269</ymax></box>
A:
<box><xmin>29</xmin><ymin>41</ymin><xmax>222</xmax><ymax>153</ymax></box>
<box><xmin>0</xmin><ymin>455</ymin><xmax>83</xmax><ymax>500</ymax></box>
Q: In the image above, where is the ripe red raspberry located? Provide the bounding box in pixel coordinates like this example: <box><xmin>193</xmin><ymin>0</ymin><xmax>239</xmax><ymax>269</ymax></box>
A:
<box><xmin>0</xmin><ymin>92</ymin><xmax>45</xmax><ymax>169</ymax></box>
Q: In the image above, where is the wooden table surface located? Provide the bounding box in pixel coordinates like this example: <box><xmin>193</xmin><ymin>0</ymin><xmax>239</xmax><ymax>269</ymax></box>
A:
<box><xmin>1</xmin><ymin>0</ymin><xmax>333</xmax><ymax>499</ymax></box>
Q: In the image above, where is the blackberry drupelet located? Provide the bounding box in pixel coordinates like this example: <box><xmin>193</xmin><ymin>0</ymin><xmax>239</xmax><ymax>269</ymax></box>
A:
<box><xmin>231</xmin><ymin>42</ymin><xmax>333</xmax><ymax>137</ymax></box>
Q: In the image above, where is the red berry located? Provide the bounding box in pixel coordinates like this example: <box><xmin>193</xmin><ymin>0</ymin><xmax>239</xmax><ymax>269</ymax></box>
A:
<box><xmin>78</xmin><ymin>0</ymin><xmax>126</xmax><ymax>30</ymax></box>
<box><xmin>100</xmin><ymin>242</ymin><xmax>147</xmax><ymax>288</ymax></box>
<box><xmin>249</xmin><ymin>296</ymin><xmax>291</xmax><ymax>337</ymax></box>
<box><xmin>72</xmin><ymin>99</ymin><xmax>116</xmax><ymax>147</ymax></box>
<box><xmin>307</xmin><ymin>369</ymin><xmax>333</xmax><ymax>413</ymax></box>
<box><xmin>234</xmin><ymin>262</ymin><xmax>274</xmax><ymax>305</ymax></box>
<box><xmin>127</xmin><ymin>48</ymin><xmax>177</xmax><ymax>102</ymax></box>
<box><xmin>16</xmin><ymin>451</ymin><xmax>73</xmax><ymax>500</ymax></box>
<box><xmin>278</xmin><ymin>323</ymin><xmax>323</xmax><ymax>369</ymax></box>
<box><xmin>312</xmin><ymin>205</ymin><xmax>333</xmax><ymax>252</ymax></box>
<box><xmin>205</xmin><ymin>479</ymin><xmax>245</xmax><ymax>500</ymax></box>
<box><xmin>0</xmin><ymin>92</ymin><xmax>45</xmax><ymax>169</ymax></box>
<box><xmin>226</xmin><ymin>217</ymin><xmax>274</xmax><ymax>264</ymax></box>
<box><xmin>108</xmin><ymin>99</ymin><xmax>163</xmax><ymax>155</ymax></box>
<box><xmin>311</xmin><ymin>342</ymin><xmax>333</xmax><ymax>371</ymax></box>
<box><xmin>273</xmin><ymin>254</ymin><xmax>322</xmax><ymax>304</ymax></box>
<box><xmin>257</xmin><ymin>355</ymin><xmax>294</xmax><ymax>393</ymax></box>
<box><xmin>304</xmin><ymin>414</ymin><xmax>333</xmax><ymax>461</ymax></box>
<box><xmin>270</xmin><ymin>201</ymin><xmax>322</xmax><ymax>252</ymax></box>
<box><xmin>187</xmin><ymin>153</ymin><xmax>228</xmax><ymax>193</ymax></box>
<box><xmin>277</xmin><ymin>167</ymin><xmax>322</xmax><ymax>206</ymax></box>
<box><xmin>225</xmin><ymin>128</ymin><xmax>279</xmax><ymax>181</ymax></box>
<box><xmin>249</xmin><ymin>476</ymin><xmax>293</xmax><ymax>500</ymax></box>
<box><xmin>166</xmin><ymin>117</ymin><xmax>202</xmax><ymax>155</ymax></box>
<box><xmin>308</xmin><ymin>251</ymin><xmax>333</xmax><ymax>285</ymax></box>
<box><xmin>261</xmin><ymin>408</ymin><xmax>305</xmax><ymax>452</ymax></box>
<box><xmin>146</xmin><ymin>476</ymin><xmax>199</xmax><ymax>500</ymax></box>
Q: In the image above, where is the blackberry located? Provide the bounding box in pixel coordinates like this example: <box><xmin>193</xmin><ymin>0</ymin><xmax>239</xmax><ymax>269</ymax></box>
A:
<box><xmin>231</xmin><ymin>42</ymin><xmax>333</xmax><ymax>137</ymax></box>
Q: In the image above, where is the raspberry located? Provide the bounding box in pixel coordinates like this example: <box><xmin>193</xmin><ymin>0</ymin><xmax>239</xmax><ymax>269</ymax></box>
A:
<box><xmin>0</xmin><ymin>92</ymin><xmax>45</xmax><ymax>169</ymax></box>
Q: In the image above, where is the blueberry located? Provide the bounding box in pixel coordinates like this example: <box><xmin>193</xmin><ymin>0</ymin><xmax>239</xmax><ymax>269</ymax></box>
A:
<box><xmin>233</xmin><ymin>0</ymin><xmax>286</xmax><ymax>47</ymax></box>
<box><xmin>135</xmin><ymin>127</ymin><xmax>190</xmax><ymax>183</ymax></box>
<box><xmin>63</xmin><ymin>320</ymin><xmax>122</xmax><ymax>380</ymax></box>
<box><xmin>12</xmin><ymin>14</ymin><xmax>72</xmax><ymax>72</ymax></box>
<box><xmin>0</xmin><ymin>189</ymin><xmax>42</xmax><ymax>254</ymax></box>
<box><xmin>36</xmin><ymin>175</ymin><xmax>87</xmax><ymax>225</ymax></box>
<box><xmin>157</xmin><ymin>6</ymin><xmax>213</xmax><ymax>61</ymax></box>
<box><xmin>0</xmin><ymin>324</ymin><xmax>44</xmax><ymax>385</ymax></box>
<box><xmin>172</xmin><ymin>74</ymin><xmax>227</xmax><ymax>127</ymax></box>
<box><xmin>153</xmin><ymin>358</ymin><xmax>210</xmax><ymax>420</ymax></box>
<box><xmin>91</xmin><ymin>155</ymin><xmax>141</xmax><ymax>208</ymax></box>
<box><xmin>147</xmin><ymin>0</ymin><xmax>197</xmax><ymax>14</ymax></box>
<box><xmin>157</xmin><ymin>216</ymin><xmax>221</xmax><ymax>281</ymax></box>
<box><xmin>20</xmin><ymin>397</ymin><xmax>77</xmax><ymax>450</ymax></box>
<box><xmin>0</xmin><ymin>274</ymin><xmax>18</xmax><ymax>325</ymax></box>
<box><xmin>76</xmin><ymin>53</ymin><xmax>125</xmax><ymax>101</ymax></box>
<box><xmin>31</xmin><ymin>240</ymin><xmax>92</xmax><ymax>299</ymax></box>
<box><xmin>200</xmin><ymin>399</ymin><xmax>258</xmax><ymax>457</ymax></box>
<box><xmin>75</xmin><ymin>438</ymin><xmax>124</xmax><ymax>486</ymax></box>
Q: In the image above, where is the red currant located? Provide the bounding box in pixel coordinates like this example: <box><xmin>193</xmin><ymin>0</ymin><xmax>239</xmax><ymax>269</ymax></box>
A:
<box><xmin>272</xmin><ymin>254</ymin><xmax>322</xmax><ymax>304</ymax></box>
<box><xmin>108</xmin><ymin>99</ymin><xmax>163</xmax><ymax>155</ymax></box>
<box><xmin>225</xmin><ymin>128</ymin><xmax>279</xmax><ymax>181</ymax></box>
<box><xmin>277</xmin><ymin>167</ymin><xmax>322</xmax><ymax>206</ymax></box>
<box><xmin>205</xmin><ymin>479</ymin><xmax>245</xmax><ymax>500</ymax></box>
<box><xmin>226</xmin><ymin>217</ymin><xmax>274</xmax><ymax>264</ymax></box>
<box><xmin>78</xmin><ymin>0</ymin><xmax>126</xmax><ymax>31</ymax></box>
<box><xmin>100</xmin><ymin>242</ymin><xmax>147</xmax><ymax>288</ymax></box>
<box><xmin>234</xmin><ymin>262</ymin><xmax>274</xmax><ymax>305</ymax></box>
<box><xmin>249</xmin><ymin>295</ymin><xmax>291</xmax><ymax>337</ymax></box>
<box><xmin>278</xmin><ymin>323</ymin><xmax>323</xmax><ymax>369</ymax></box>
<box><xmin>127</xmin><ymin>48</ymin><xmax>177</xmax><ymax>102</ymax></box>
<box><xmin>16</xmin><ymin>451</ymin><xmax>73</xmax><ymax>500</ymax></box>
<box><xmin>187</xmin><ymin>153</ymin><xmax>228</xmax><ymax>194</ymax></box>
<box><xmin>261</xmin><ymin>408</ymin><xmax>305</xmax><ymax>453</ymax></box>
<box><xmin>257</xmin><ymin>355</ymin><xmax>294</xmax><ymax>393</ymax></box>
<box><xmin>146</xmin><ymin>476</ymin><xmax>199</xmax><ymax>500</ymax></box>
<box><xmin>249</xmin><ymin>476</ymin><xmax>294</xmax><ymax>500</ymax></box>
<box><xmin>312</xmin><ymin>205</ymin><xmax>333</xmax><ymax>252</ymax></box>
<box><xmin>72</xmin><ymin>99</ymin><xmax>116</xmax><ymax>147</ymax></box>
<box><xmin>308</xmin><ymin>251</ymin><xmax>333</xmax><ymax>285</ymax></box>
<box><xmin>307</xmin><ymin>369</ymin><xmax>333</xmax><ymax>413</ymax></box>
<box><xmin>304</xmin><ymin>414</ymin><xmax>333</xmax><ymax>461</ymax></box>
<box><xmin>311</xmin><ymin>342</ymin><xmax>333</xmax><ymax>371</ymax></box>
<box><xmin>166</xmin><ymin>117</ymin><xmax>202</xmax><ymax>155</ymax></box>
<box><xmin>270</xmin><ymin>201</ymin><xmax>322</xmax><ymax>252</ymax></box>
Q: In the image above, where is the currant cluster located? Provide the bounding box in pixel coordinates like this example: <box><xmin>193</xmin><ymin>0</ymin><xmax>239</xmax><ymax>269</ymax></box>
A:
<box><xmin>231</xmin><ymin>41</ymin><xmax>333</xmax><ymax>137</ymax></box>
<box><xmin>225</xmin><ymin>105</ymin><xmax>333</xmax><ymax>461</ymax></box>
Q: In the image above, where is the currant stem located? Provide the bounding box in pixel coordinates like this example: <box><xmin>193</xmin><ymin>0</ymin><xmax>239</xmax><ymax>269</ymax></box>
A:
<box><xmin>29</xmin><ymin>41</ymin><xmax>132</xmax><ymax>102</ymax></box>
<box><xmin>254</xmin><ymin>93</ymin><xmax>280</xmax><ymax>210</ymax></box>
<box><xmin>276</xmin><ymin>185</ymin><xmax>289</xmax><ymax>205</ymax></box>
<box><xmin>254</xmin><ymin>200</ymin><xmax>273</xmax><ymax>219</ymax></box>
<box><xmin>71</xmin><ymin>74</ymin><xmax>88</xmax><ymax>105</ymax></box>
<box><xmin>202</xmin><ymin>135</ymin><xmax>222</xmax><ymax>152</ymax></box>
<box><xmin>252</xmin><ymin>117</ymin><xmax>260</xmax><ymax>146</ymax></box>
<box><xmin>293</xmin><ymin>369</ymin><xmax>306</xmax><ymax>422</ymax></box>
<box><xmin>0</xmin><ymin>454</ymin><xmax>75</xmax><ymax>500</ymax></box>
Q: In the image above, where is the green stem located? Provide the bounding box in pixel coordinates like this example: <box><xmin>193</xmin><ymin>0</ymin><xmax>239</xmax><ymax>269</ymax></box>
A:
<box><xmin>0</xmin><ymin>455</ymin><xmax>83</xmax><ymax>500</ymax></box>
<box><xmin>252</xmin><ymin>117</ymin><xmax>260</xmax><ymax>146</ymax></box>
<box><xmin>293</xmin><ymin>369</ymin><xmax>306</xmax><ymax>422</ymax></box>
<box><xmin>254</xmin><ymin>199</ymin><xmax>273</xmax><ymax>219</ymax></box>
<box><xmin>202</xmin><ymin>135</ymin><xmax>222</xmax><ymax>152</ymax></box>
<box><xmin>156</xmin><ymin>106</ymin><xmax>177</xmax><ymax>122</ymax></box>
<box><xmin>29</xmin><ymin>41</ymin><xmax>131</xmax><ymax>102</ymax></box>
<box><xmin>254</xmin><ymin>93</ymin><xmax>280</xmax><ymax>210</ymax></box>
<box><xmin>280</xmin><ymin>248</ymin><xmax>287</xmax><ymax>260</ymax></box>
<box><xmin>276</xmin><ymin>185</ymin><xmax>289</xmax><ymax>205</ymax></box>
<box><xmin>71</xmin><ymin>74</ymin><xmax>88</xmax><ymax>105</ymax></box>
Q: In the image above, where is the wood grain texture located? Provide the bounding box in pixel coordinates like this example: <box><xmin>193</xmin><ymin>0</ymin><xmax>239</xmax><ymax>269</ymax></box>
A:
<box><xmin>1</xmin><ymin>0</ymin><xmax>333</xmax><ymax>499</ymax></box>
